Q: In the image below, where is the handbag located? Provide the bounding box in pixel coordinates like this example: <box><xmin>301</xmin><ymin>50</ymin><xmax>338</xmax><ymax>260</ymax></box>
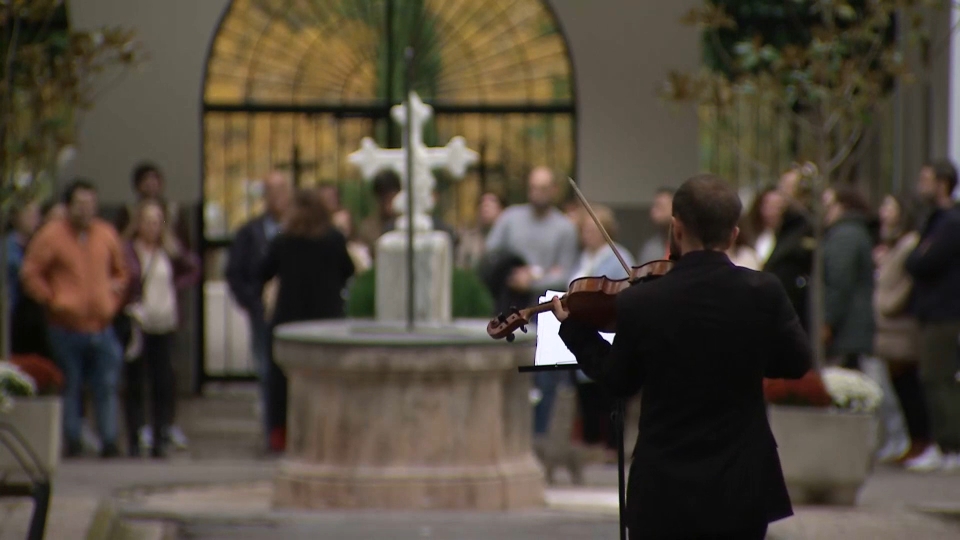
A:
<box><xmin>115</xmin><ymin>251</ymin><xmax>158</xmax><ymax>361</ymax></box>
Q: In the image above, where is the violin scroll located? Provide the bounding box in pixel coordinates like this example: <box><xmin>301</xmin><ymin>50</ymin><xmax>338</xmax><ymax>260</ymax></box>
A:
<box><xmin>487</xmin><ymin>306</ymin><xmax>536</xmax><ymax>342</ymax></box>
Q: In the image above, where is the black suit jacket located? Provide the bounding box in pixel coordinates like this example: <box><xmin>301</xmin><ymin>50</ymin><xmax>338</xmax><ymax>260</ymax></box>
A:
<box><xmin>226</xmin><ymin>215</ymin><xmax>273</xmax><ymax>318</ymax></box>
<box><xmin>558</xmin><ymin>250</ymin><xmax>812</xmax><ymax>537</ymax></box>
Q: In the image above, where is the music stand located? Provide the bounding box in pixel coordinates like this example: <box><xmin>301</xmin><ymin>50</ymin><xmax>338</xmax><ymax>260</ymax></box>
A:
<box><xmin>519</xmin><ymin>362</ymin><xmax>628</xmax><ymax>540</ymax></box>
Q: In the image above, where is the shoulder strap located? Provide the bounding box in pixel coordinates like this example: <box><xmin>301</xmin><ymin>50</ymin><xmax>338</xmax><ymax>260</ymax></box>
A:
<box><xmin>140</xmin><ymin>250</ymin><xmax>160</xmax><ymax>287</ymax></box>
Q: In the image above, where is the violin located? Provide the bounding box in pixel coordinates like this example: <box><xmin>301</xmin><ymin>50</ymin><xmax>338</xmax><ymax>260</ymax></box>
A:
<box><xmin>486</xmin><ymin>177</ymin><xmax>677</xmax><ymax>342</ymax></box>
<box><xmin>486</xmin><ymin>259</ymin><xmax>674</xmax><ymax>341</ymax></box>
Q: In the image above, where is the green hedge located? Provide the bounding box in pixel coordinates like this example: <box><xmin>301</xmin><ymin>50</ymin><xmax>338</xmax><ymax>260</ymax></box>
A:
<box><xmin>346</xmin><ymin>267</ymin><xmax>494</xmax><ymax>318</ymax></box>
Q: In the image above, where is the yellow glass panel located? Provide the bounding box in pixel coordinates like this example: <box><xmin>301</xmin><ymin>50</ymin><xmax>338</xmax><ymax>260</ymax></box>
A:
<box><xmin>203</xmin><ymin>0</ymin><xmax>575</xmax><ymax>236</ymax></box>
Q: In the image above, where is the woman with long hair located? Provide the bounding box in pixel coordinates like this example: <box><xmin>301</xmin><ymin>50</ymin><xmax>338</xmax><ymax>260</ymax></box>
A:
<box><xmin>746</xmin><ymin>185</ymin><xmax>814</xmax><ymax>330</ymax></box>
<box><xmin>122</xmin><ymin>199</ymin><xmax>200</xmax><ymax>457</ymax></box>
<box><xmin>567</xmin><ymin>204</ymin><xmax>634</xmax><ymax>462</ymax></box>
<box><xmin>260</xmin><ymin>187</ymin><xmax>355</xmax><ymax>453</ymax></box>
<box><xmin>873</xmin><ymin>194</ymin><xmax>934</xmax><ymax>467</ymax></box>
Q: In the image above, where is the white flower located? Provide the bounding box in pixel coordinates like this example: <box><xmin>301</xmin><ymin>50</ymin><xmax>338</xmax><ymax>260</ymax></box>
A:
<box><xmin>821</xmin><ymin>367</ymin><xmax>883</xmax><ymax>413</ymax></box>
<box><xmin>0</xmin><ymin>362</ymin><xmax>37</xmax><ymax>413</ymax></box>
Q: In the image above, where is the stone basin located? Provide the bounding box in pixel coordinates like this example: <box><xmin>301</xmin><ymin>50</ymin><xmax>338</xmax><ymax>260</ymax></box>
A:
<box><xmin>272</xmin><ymin>318</ymin><xmax>544</xmax><ymax>511</ymax></box>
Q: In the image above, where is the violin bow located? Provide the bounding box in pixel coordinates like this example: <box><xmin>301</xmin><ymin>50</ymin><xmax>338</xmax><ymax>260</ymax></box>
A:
<box><xmin>566</xmin><ymin>177</ymin><xmax>632</xmax><ymax>276</ymax></box>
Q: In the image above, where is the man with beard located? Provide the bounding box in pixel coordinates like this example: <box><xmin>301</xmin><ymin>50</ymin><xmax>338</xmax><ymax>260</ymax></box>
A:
<box><xmin>903</xmin><ymin>160</ymin><xmax>960</xmax><ymax>472</ymax></box>
<box><xmin>485</xmin><ymin>166</ymin><xmax>579</xmax><ymax>436</ymax></box>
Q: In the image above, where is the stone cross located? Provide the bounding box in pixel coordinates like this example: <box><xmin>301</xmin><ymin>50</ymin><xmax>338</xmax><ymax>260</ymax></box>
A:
<box><xmin>348</xmin><ymin>91</ymin><xmax>479</xmax><ymax>231</ymax></box>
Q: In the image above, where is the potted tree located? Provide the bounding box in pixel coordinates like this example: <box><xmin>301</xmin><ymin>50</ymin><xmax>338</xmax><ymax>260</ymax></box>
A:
<box><xmin>765</xmin><ymin>367</ymin><xmax>883</xmax><ymax>505</ymax></box>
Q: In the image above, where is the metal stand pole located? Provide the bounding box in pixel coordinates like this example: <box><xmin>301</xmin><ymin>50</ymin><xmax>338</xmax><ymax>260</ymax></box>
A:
<box><xmin>403</xmin><ymin>47</ymin><xmax>415</xmax><ymax>331</ymax></box>
<box><xmin>612</xmin><ymin>399</ymin><xmax>627</xmax><ymax>540</ymax></box>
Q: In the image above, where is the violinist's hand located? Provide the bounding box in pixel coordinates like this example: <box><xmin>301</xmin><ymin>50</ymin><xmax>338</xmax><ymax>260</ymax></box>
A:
<box><xmin>550</xmin><ymin>296</ymin><xmax>569</xmax><ymax>322</ymax></box>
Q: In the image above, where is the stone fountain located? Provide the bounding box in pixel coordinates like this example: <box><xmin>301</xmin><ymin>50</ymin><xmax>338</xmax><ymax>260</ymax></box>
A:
<box><xmin>271</xmin><ymin>91</ymin><xmax>543</xmax><ymax>511</ymax></box>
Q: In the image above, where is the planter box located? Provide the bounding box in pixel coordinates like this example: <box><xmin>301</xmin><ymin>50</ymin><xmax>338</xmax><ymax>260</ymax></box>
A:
<box><xmin>0</xmin><ymin>396</ymin><xmax>62</xmax><ymax>479</ymax></box>
<box><xmin>768</xmin><ymin>405</ymin><xmax>879</xmax><ymax>505</ymax></box>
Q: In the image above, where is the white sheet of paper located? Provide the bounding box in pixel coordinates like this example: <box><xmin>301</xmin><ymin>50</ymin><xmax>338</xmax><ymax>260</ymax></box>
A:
<box><xmin>535</xmin><ymin>290</ymin><xmax>615</xmax><ymax>366</ymax></box>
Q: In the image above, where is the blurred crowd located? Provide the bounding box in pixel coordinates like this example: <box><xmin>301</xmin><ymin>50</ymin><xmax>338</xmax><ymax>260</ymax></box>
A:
<box><xmin>9</xmin><ymin>155</ymin><xmax>960</xmax><ymax>474</ymax></box>
<box><xmin>452</xmin><ymin>160</ymin><xmax>960</xmax><ymax>474</ymax></box>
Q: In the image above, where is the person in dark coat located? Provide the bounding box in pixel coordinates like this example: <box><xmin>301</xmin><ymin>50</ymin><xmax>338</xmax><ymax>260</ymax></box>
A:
<box><xmin>259</xmin><ymin>187</ymin><xmax>355</xmax><ymax>453</ymax></box>
<box><xmin>225</xmin><ymin>170</ymin><xmax>293</xmax><ymax>449</ymax></box>
<box><xmin>6</xmin><ymin>201</ymin><xmax>48</xmax><ymax>358</ymax></box>
<box><xmin>821</xmin><ymin>186</ymin><xmax>876</xmax><ymax>369</ymax></box>
<box><xmin>552</xmin><ymin>175</ymin><xmax>812</xmax><ymax>540</ymax></box>
<box><xmin>904</xmin><ymin>159</ymin><xmax>960</xmax><ymax>471</ymax></box>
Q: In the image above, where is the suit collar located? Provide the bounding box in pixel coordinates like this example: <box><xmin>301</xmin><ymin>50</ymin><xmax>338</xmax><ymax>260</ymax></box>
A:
<box><xmin>673</xmin><ymin>249</ymin><xmax>733</xmax><ymax>270</ymax></box>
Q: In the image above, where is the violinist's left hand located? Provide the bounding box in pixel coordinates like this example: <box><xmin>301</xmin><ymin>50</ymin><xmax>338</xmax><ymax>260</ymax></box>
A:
<box><xmin>550</xmin><ymin>296</ymin><xmax>569</xmax><ymax>322</ymax></box>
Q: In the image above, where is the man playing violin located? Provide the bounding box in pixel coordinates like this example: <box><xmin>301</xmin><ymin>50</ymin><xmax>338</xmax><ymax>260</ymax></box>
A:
<box><xmin>551</xmin><ymin>174</ymin><xmax>813</xmax><ymax>540</ymax></box>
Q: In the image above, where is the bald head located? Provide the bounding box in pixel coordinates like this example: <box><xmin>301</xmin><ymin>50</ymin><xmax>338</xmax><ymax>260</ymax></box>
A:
<box><xmin>527</xmin><ymin>166</ymin><xmax>557</xmax><ymax>211</ymax></box>
<box><xmin>264</xmin><ymin>171</ymin><xmax>293</xmax><ymax>219</ymax></box>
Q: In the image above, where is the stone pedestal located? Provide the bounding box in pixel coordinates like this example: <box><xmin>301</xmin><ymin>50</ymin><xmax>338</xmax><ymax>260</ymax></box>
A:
<box><xmin>375</xmin><ymin>230</ymin><xmax>452</xmax><ymax>325</ymax></box>
<box><xmin>271</xmin><ymin>320</ymin><xmax>543</xmax><ymax>511</ymax></box>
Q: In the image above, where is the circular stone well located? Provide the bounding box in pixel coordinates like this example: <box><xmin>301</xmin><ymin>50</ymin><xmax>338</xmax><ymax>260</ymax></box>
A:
<box><xmin>271</xmin><ymin>319</ymin><xmax>544</xmax><ymax>511</ymax></box>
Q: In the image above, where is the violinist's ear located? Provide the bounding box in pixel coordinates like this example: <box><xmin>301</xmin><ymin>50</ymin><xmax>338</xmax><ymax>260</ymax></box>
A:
<box><xmin>728</xmin><ymin>226</ymin><xmax>740</xmax><ymax>248</ymax></box>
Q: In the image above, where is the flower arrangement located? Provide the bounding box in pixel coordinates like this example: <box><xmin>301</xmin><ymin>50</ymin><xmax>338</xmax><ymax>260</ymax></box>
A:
<box><xmin>821</xmin><ymin>367</ymin><xmax>883</xmax><ymax>413</ymax></box>
<box><xmin>9</xmin><ymin>354</ymin><xmax>63</xmax><ymax>395</ymax></box>
<box><xmin>0</xmin><ymin>362</ymin><xmax>37</xmax><ymax>413</ymax></box>
<box><xmin>763</xmin><ymin>369</ymin><xmax>833</xmax><ymax>408</ymax></box>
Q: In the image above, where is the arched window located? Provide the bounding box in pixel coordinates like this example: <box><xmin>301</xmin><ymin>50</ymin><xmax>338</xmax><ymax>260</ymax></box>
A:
<box><xmin>202</xmin><ymin>0</ymin><xmax>576</xmax><ymax>239</ymax></box>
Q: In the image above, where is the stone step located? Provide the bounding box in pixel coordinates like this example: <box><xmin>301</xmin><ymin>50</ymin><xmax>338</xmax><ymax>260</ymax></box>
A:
<box><xmin>186</xmin><ymin>418</ymin><xmax>261</xmax><ymax>437</ymax></box>
<box><xmin>172</xmin><ymin>383</ymin><xmax>264</xmax><ymax>459</ymax></box>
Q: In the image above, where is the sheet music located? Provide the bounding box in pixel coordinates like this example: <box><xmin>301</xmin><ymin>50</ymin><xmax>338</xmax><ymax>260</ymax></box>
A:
<box><xmin>535</xmin><ymin>290</ymin><xmax>615</xmax><ymax>366</ymax></box>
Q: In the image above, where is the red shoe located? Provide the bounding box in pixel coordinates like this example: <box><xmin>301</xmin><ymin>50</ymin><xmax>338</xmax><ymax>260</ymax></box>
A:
<box><xmin>269</xmin><ymin>427</ymin><xmax>286</xmax><ymax>453</ymax></box>
<box><xmin>897</xmin><ymin>440</ymin><xmax>930</xmax><ymax>465</ymax></box>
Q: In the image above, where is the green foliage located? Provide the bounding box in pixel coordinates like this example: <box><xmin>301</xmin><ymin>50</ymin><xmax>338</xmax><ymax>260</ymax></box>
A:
<box><xmin>336</xmin><ymin>0</ymin><xmax>444</xmax><ymax>147</ymax></box>
<box><xmin>664</xmin><ymin>0</ymin><xmax>950</xmax><ymax>181</ymax></box>
<box><xmin>346</xmin><ymin>267</ymin><xmax>495</xmax><ymax>318</ymax></box>
<box><xmin>701</xmin><ymin>0</ymin><xmax>896</xmax><ymax>90</ymax></box>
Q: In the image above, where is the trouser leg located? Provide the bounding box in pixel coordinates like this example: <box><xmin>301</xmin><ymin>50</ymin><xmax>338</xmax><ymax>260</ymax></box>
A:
<box><xmin>918</xmin><ymin>321</ymin><xmax>960</xmax><ymax>452</ymax></box>
<box><xmin>90</xmin><ymin>328</ymin><xmax>122</xmax><ymax>446</ymax></box>
<box><xmin>144</xmin><ymin>332</ymin><xmax>175</xmax><ymax>452</ymax></box>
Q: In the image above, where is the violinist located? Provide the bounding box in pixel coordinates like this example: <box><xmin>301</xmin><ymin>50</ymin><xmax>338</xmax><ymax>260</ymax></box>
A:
<box><xmin>550</xmin><ymin>175</ymin><xmax>812</xmax><ymax>540</ymax></box>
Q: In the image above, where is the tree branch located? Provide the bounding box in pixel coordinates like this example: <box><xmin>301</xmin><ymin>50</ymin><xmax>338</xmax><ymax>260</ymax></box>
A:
<box><xmin>826</xmin><ymin>122</ymin><xmax>865</xmax><ymax>175</ymax></box>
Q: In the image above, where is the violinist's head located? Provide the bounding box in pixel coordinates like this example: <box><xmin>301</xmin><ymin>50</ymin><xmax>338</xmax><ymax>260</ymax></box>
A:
<box><xmin>670</xmin><ymin>174</ymin><xmax>742</xmax><ymax>256</ymax></box>
<box><xmin>527</xmin><ymin>166</ymin><xmax>557</xmax><ymax>211</ymax></box>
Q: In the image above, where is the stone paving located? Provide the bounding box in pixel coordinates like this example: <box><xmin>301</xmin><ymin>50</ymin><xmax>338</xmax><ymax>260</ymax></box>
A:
<box><xmin>3</xmin><ymin>458</ymin><xmax>960</xmax><ymax>539</ymax></box>
<box><xmin>116</xmin><ymin>465</ymin><xmax>960</xmax><ymax>540</ymax></box>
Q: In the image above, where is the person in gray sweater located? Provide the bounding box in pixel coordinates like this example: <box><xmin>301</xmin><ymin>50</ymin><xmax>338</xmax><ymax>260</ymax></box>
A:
<box><xmin>485</xmin><ymin>167</ymin><xmax>580</xmax><ymax>299</ymax></box>
<box><xmin>485</xmin><ymin>166</ymin><xmax>579</xmax><ymax>435</ymax></box>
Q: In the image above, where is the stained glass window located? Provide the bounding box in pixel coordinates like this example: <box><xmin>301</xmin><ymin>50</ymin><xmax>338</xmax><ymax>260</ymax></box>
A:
<box><xmin>202</xmin><ymin>0</ymin><xmax>575</xmax><ymax>238</ymax></box>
